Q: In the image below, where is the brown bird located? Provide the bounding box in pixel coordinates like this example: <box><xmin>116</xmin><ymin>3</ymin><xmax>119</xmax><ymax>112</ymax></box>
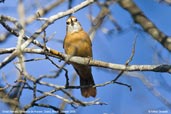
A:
<box><xmin>63</xmin><ymin>16</ymin><xmax>96</xmax><ymax>98</ymax></box>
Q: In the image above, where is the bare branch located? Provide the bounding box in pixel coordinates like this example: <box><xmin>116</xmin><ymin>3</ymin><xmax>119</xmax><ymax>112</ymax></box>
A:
<box><xmin>158</xmin><ymin>0</ymin><xmax>171</xmax><ymax>5</ymax></box>
<box><xmin>126</xmin><ymin>72</ymin><xmax>171</xmax><ymax>109</ymax></box>
<box><xmin>118</xmin><ymin>0</ymin><xmax>171</xmax><ymax>52</ymax></box>
<box><xmin>25</xmin><ymin>0</ymin><xmax>65</xmax><ymax>24</ymax></box>
<box><xmin>0</xmin><ymin>0</ymin><xmax>96</xmax><ymax>69</ymax></box>
<box><xmin>1</xmin><ymin>47</ymin><xmax>171</xmax><ymax>73</ymax></box>
<box><xmin>0</xmin><ymin>0</ymin><xmax>170</xmax><ymax>112</ymax></box>
<box><xmin>20</xmin><ymin>0</ymin><xmax>96</xmax><ymax>50</ymax></box>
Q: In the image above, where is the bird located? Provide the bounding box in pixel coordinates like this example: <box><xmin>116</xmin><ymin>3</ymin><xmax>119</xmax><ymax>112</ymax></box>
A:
<box><xmin>63</xmin><ymin>16</ymin><xmax>96</xmax><ymax>98</ymax></box>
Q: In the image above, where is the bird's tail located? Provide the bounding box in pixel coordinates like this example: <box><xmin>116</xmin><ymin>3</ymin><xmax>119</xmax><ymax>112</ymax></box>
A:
<box><xmin>73</xmin><ymin>65</ymin><xmax>96</xmax><ymax>98</ymax></box>
<box><xmin>80</xmin><ymin>75</ymin><xmax>96</xmax><ymax>98</ymax></box>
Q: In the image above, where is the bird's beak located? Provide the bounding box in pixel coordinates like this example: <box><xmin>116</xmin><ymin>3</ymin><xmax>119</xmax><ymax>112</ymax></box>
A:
<box><xmin>71</xmin><ymin>19</ymin><xmax>74</xmax><ymax>26</ymax></box>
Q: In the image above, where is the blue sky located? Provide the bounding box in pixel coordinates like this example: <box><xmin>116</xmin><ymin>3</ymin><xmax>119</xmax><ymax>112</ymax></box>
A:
<box><xmin>0</xmin><ymin>0</ymin><xmax>171</xmax><ymax>114</ymax></box>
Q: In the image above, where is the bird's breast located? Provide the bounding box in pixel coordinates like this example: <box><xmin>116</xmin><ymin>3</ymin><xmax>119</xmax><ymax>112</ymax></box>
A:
<box><xmin>64</xmin><ymin>30</ymin><xmax>92</xmax><ymax>57</ymax></box>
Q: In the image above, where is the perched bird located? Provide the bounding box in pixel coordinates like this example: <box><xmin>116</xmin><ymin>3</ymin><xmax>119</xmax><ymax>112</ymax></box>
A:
<box><xmin>63</xmin><ymin>16</ymin><xmax>96</xmax><ymax>98</ymax></box>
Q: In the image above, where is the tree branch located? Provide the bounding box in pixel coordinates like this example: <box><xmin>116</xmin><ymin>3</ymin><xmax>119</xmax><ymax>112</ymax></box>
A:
<box><xmin>118</xmin><ymin>0</ymin><xmax>171</xmax><ymax>52</ymax></box>
<box><xmin>0</xmin><ymin>47</ymin><xmax>171</xmax><ymax>73</ymax></box>
<box><xmin>0</xmin><ymin>0</ymin><xmax>96</xmax><ymax>69</ymax></box>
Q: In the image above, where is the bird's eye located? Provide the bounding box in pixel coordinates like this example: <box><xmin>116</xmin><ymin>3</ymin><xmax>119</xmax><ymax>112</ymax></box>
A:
<box><xmin>74</xmin><ymin>18</ymin><xmax>77</xmax><ymax>22</ymax></box>
<box><xmin>66</xmin><ymin>21</ymin><xmax>70</xmax><ymax>25</ymax></box>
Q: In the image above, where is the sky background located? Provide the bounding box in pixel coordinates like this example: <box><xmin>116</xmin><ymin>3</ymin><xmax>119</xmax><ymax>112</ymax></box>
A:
<box><xmin>0</xmin><ymin>0</ymin><xmax>171</xmax><ymax>114</ymax></box>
